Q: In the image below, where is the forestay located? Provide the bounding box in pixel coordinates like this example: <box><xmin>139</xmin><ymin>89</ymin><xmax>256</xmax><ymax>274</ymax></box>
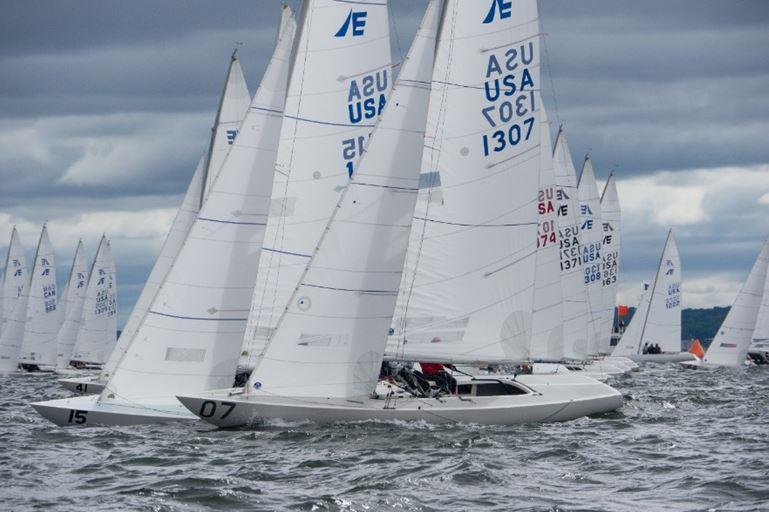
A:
<box><xmin>703</xmin><ymin>237</ymin><xmax>769</xmax><ymax>367</ymax></box>
<box><xmin>613</xmin><ymin>229</ymin><xmax>681</xmax><ymax>356</ymax></box>
<box><xmin>0</xmin><ymin>227</ymin><xmax>27</xmax><ymax>340</ymax></box>
<box><xmin>599</xmin><ymin>173</ymin><xmax>620</xmax><ymax>353</ymax></box>
<box><xmin>71</xmin><ymin>236</ymin><xmax>117</xmax><ymax>365</ymax></box>
<box><xmin>243</xmin><ymin>0</ymin><xmax>392</xmax><ymax>365</ymax></box>
<box><xmin>246</xmin><ymin>0</ymin><xmax>440</xmax><ymax>399</ymax></box>
<box><xmin>553</xmin><ymin>129</ymin><xmax>589</xmax><ymax>360</ymax></box>
<box><xmin>530</xmin><ymin>110</ymin><xmax>564</xmax><ymax>361</ymax></box>
<box><xmin>18</xmin><ymin>226</ymin><xmax>59</xmax><ymax>367</ymax></box>
<box><xmin>386</xmin><ymin>0</ymin><xmax>542</xmax><ymax>365</ymax></box>
<box><xmin>203</xmin><ymin>55</ymin><xmax>251</xmax><ymax>199</ymax></box>
<box><xmin>98</xmin><ymin>8</ymin><xmax>296</xmax><ymax>406</ymax></box>
<box><xmin>577</xmin><ymin>157</ymin><xmax>604</xmax><ymax>355</ymax></box>
<box><xmin>56</xmin><ymin>241</ymin><xmax>88</xmax><ymax>368</ymax></box>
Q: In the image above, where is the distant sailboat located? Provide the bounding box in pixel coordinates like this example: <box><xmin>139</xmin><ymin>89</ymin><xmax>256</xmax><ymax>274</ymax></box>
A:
<box><xmin>69</xmin><ymin>236</ymin><xmax>117</xmax><ymax>368</ymax></box>
<box><xmin>0</xmin><ymin>228</ymin><xmax>28</xmax><ymax>373</ymax></box>
<box><xmin>17</xmin><ymin>225</ymin><xmax>59</xmax><ymax>371</ymax></box>
<box><xmin>33</xmin><ymin>6</ymin><xmax>297</xmax><ymax>426</ymax></box>
<box><xmin>683</xmin><ymin>237</ymin><xmax>769</xmax><ymax>368</ymax></box>
<box><xmin>599</xmin><ymin>173</ymin><xmax>620</xmax><ymax>351</ymax></box>
<box><xmin>748</xmin><ymin>250</ymin><xmax>769</xmax><ymax>362</ymax></box>
<box><xmin>58</xmin><ymin>53</ymin><xmax>253</xmax><ymax>394</ymax></box>
<box><xmin>612</xmin><ymin>229</ymin><xmax>693</xmax><ymax>362</ymax></box>
<box><xmin>178</xmin><ymin>0</ymin><xmax>622</xmax><ymax>427</ymax></box>
<box><xmin>55</xmin><ymin>241</ymin><xmax>89</xmax><ymax>370</ymax></box>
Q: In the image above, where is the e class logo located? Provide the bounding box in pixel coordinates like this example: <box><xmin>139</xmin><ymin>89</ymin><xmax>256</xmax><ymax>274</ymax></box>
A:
<box><xmin>483</xmin><ymin>0</ymin><xmax>512</xmax><ymax>24</ymax></box>
<box><xmin>335</xmin><ymin>9</ymin><xmax>367</xmax><ymax>37</ymax></box>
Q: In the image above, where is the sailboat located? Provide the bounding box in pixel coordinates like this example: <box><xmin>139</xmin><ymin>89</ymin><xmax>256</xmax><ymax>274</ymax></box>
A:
<box><xmin>58</xmin><ymin>52</ymin><xmax>254</xmax><ymax>395</ymax></box>
<box><xmin>683</xmin><ymin>237</ymin><xmax>769</xmax><ymax>368</ymax></box>
<box><xmin>0</xmin><ymin>228</ymin><xmax>29</xmax><ymax>373</ymax></box>
<box><xmin>16</xmin><ymin>225</ymin><xmax>59</xmax><ymax>371</ymax></box>
<box><xmin>748</xmin><ymin>250</ymin><xmax>769</xmax><ymax>363</ymax></box>
<box><xmin>599</xmin><ymin>174</ymin><xmax>620</xmax><ymax>350</ymax></box>
<box><xmin>67</xmin><ymin>236</ymin><xmax>117</xmax><ymax>368</ymax></box>
<box><xmin>54</xmin><ymin>241</ymin><xmax>88</xmax><ymax>371</ymax></box>
<box><xmin>179</xmin><ymin>0</ymin><xmax>622</xmax><ymax>427</ymax></box>
<box><xmin>33</xmin><ymin>6</ymin><xmax>298</xmax><ymax>426</ymax></box>
<box><xmin>612</xmin><ymin>229</ymin><xmax>693</xmax><ymax>362</ymax></box>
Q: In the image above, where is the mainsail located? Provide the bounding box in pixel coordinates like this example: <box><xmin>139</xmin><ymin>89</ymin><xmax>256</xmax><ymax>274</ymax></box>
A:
<box><xmin>702</xmin><ymin>237</ymin><xmax>769</xmax><ymax>367</ymax></box>
<box><xmin>750</xmin><ymin>256</ymin><xmax>769</xmax><ymax>352</ymax></box>
<box><xmin>203</xmin><ymin>53</ymin><xmax>251</xmax><ymax>198</ymax></box>
<box><xmin>577</xmin><ymin>157</ymin><xmax>604</xmax><ymax>355</ymax></box>
<box><xmin>71</xmin><ymin>236</ymin><xmax>117</xmax><ymax>365</ymax></box>
<box><xmin>613</xmin><ymin>229</ymin><xmax>681</xmax><ymax>356</ymax></box>
<box><xmin>242</xmin><ymin>0</ymin><xmax>393</xmax><ymax>367</ymax></box>
<box><xmin>553</xmin><ymin>129</ymin><xmax>589</xmax><ymax>360</ymax></box>
<box><xmin>599</xmin><ymin>173</ymin><xmax>620</xmax><ymax>353</ymax></box>
<box><xmin>530</xmin><ymin>109</ymin><xmax>564</xmax><ymax>361</ymax></box>
<box><xmin>386</xmin><ymin>0</ymin><xmax>542</xmax><ymax>364</ymax></box>
<box><xmin>55</xmin><ymin>240</ymin><xmax>88</xmax><ymax>368</ymax></box>
<box><xmin>98</xmin><ymin>7</ymin><xmax>296</xmax><ymax>406</ymax></box>
<box><xmin>245</xmin><ymin>0</ymin><xmax>441</xmax><ymax>399</ymax></box>
<box><xmin>101</xmin><ymin>56</ymin><xmax>251</xmax><ymax>381</ymax></box>
<box><xmin>18</xmin><ymin>225</ymin><xmax>59</xmax><ymax>367</ymax></box>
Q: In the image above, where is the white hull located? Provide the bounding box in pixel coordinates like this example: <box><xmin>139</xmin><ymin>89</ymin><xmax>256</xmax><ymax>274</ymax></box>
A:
<box><xmin>604</xmin><ymin>357</ymin><xmax>639</xmax><ymax>370</ymax></box>
<box><xmin>58</xmin><ymin>376</ymin><xmax>105</xmax><ymax>395</ymax></box>
<box><xmin>680</xmin><ymin>358</ymin><xmax>750</xmax><ymax>370</ymax></box>
<box><xmin>177</xmin><ymin>374</ymin><xmax>623</xmax><ymax>427</ymax></box>
<box><xmin>629</xmin><ymin>352</ymin><xmax>696</xmax><ymax>363</ymax></box>
<box><xmin>30</xmin><ymin>394</ymin><xmax>197</xmax><ymax>427</ymax></box>
<box><xmin>532</xmin><ymin>363</ymin><xmax>610</xmax><ymax>382</ymax></box>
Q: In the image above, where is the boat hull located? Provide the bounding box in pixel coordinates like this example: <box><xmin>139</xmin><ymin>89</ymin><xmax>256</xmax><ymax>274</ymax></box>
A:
<box><xmin>629</xmin><ymin>352</ymin><xmax>696</xmax><ymax>363</ymax></box>
<box><xmin>30</xmin><ymin>394</ymin><xmax>197</xmax><ymax>427</ymax></box>
<box><xmin>178</xmin><ymin>374</ymin><xmax>623</xmax><ymax>428</ymax></box>
<box><xmin>58</xmin><ymin>376</ymin><xmax>105</xmax><ymax>395</ymax></box>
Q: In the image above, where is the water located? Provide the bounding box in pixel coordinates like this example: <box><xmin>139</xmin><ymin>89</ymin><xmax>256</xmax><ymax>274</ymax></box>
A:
<box><xmin>1</xmin><ymin>365</ymin><xmax>768</xmax><ymax>511</ymax></box>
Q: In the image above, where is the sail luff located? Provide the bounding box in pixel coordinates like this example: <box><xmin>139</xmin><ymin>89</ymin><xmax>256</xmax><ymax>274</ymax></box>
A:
<box><xmin>55</xmin><ymin>240</ymin><xmax>88</xmax><ymax>368</ymax></box>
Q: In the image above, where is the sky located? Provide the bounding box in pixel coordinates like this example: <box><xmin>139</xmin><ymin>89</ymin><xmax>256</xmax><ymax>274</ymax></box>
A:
<box><xmin>1</xmin><ymin>0</ymin><xmax>768</xmax><ymax>328</ymax></box>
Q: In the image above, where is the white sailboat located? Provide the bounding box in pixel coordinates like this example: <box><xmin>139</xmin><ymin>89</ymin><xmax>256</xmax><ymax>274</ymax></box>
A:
<box><xmin>69</xmin><ymin>236</ymin><xmax>117</xmax><ymax>368</ymax></box>
<box><xmin>0</xmin><ymin>228</ymin><xmax>28</xmax><ymax>373</ymax></box>
<box><xmin>239</xmin><ymin>0</ymin><xmax>392</xmax><ymax>367</ymax></box>
<box><xmin>55</xmin><ymin>241</ymin><xmax>89</xmax><ymax>370</ymax></box>
<box><xmin>748</xmin><ymin>245</ymin><xmax>769</xmax><ymax>361</ymax></box>
<box><xmin>577</xmin><ymin>157</ymin><xmax>606</xmax><ymax>356</ymax></box>
<box><xmin>599</xmin><ymin>173</ymin><xmax>620</xmax><ymax>351</ymax></box>
<box><xmin>179</xmin><ymin>0</ymin><xmax>622</xmax><ymax>427</ymax></box>
<box><xmin>552</xmin><ymin>128</ymin><xmax>589</xmax><ymax>362</ymax></box>
<box><xmin>17</xmin><ymin>225</ymin><xmax>59</xmax><ymax>371</ymax></box>
<box><xmin>58</xmin><ymin>54</ymin><xmax>252</xmax><ymax>394</ymax></box>
<box><xmin>612</xmin><ymin>229</ymin><xmax>693</xmax><ymax>362</ymax></box>
<box><xmin>683</xmin><ymin>237</ymin><xmax>769</xmax><ymax>368</ymax></box>
<box><xmin>33</xmin><ymin>6</ymin><xmax>297</xmax><ymax>426</ymax></box>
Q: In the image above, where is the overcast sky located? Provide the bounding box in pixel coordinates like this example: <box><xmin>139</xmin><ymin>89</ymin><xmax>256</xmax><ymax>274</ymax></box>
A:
<box><xmin>1</xmin><ymin>0</ymin><xmax>768</xmax><ymax>327</ymax></box>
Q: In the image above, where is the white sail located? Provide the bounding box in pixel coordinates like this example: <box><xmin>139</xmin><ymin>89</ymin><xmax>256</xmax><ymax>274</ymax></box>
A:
<box><xmin>530</xmin><ymin>110</ymin><xmax>563</xmax><ymax>361</ymax></box>
<box><xmin>703</xmin><ymin>237</ymin><xmax>769</xmax><ymax>367</ymax></box>
<box><xmin>18</xmin><ymin>226</ymin><xmax>59</xmax><ymax>366</ymax></box>
<box><xmin>385</xmin><ymin>0</ymin><xmax>542</xmax><ymax>365</ymax></box>
<box><xmin>71</xmin><ymin>236</ymin><xmax>117</xmax><ymax>365</ymax></box>
<box><xmin>98</xmin><ymin>8</ymin><xmax>296</xmax><ymax>406</ymax></box>
<box><xmin>578</xmin><ymin>157</ymin><xmax>604</xmax><ymax>355</ymax></box>
<box><xmin>553</xmin><ymin>129</ymin><xmax>589</xmax><ymax>360</ymax></box>
<box><xmin>599</xmin><ymin>173</ymin><xmax>620</xmax><ymax>352</ymax></box>
<box><xmin>0</xmin><ymin>227</ymin><xmax>27</xmax><ymax>339</ymax></box>
<box><xmin>204</xmin><ymin>54</ymin><xmax>251</xmax><ymax>198</ymax></box>
<box><xmin>101</xmin><ymin>58</ymin><xmax>253</xmax><ymax>381</ymax></box>
<box><xmin>246</xmin><ymin>0</ymin><xmax>440</xmax><ymax>399</ymax></box>
<box><xmin>750</xmin><ymin>257</ymin><xmax>769</xmax><ymax>351</ymax></box>
<box><xmin>243</xmin><ymin>0</ymin><xmax>392</xmax><ymax>366</ymax></box>
<box><xmin>55</xmin><ymin>240</ymin><xmax>88</xmax><ymax>368</ymax></box>
<box><xmin>613</xmin><ymin>230</ymin><xmax>681</xmax><ymax>356</ymax></box>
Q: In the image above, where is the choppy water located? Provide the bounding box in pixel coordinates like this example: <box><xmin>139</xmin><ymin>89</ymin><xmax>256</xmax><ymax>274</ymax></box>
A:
<box><xmin>1</xmin><ymin>365</ymin><xmax>768</xmax><ymax>512</ymax></box>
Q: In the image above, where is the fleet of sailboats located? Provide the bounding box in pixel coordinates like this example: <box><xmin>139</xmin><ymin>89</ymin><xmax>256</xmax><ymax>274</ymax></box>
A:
<box><xmin>0</xmin><ymin>0</ymin><xmax>761</xmax><ymax>429</ymax></box>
